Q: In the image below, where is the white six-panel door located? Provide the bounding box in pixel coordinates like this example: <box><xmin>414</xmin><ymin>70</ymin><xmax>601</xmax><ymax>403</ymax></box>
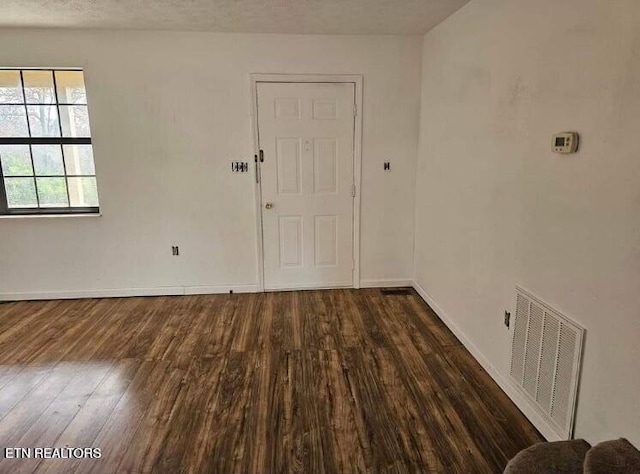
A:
<box><xmin>257</xmin><ymin>82</ymin><xmax>355</xmax><ymax>290</ymax></box>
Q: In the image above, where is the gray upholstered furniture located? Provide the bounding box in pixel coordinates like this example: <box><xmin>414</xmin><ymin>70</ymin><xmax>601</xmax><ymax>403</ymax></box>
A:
<box><xmin>504</xmin><ymin>439</ymin><xmax>591</xmax><ymax>474</ymax></box>
<box><xmin>504</xmin><ymin>438</ymin><xmax>640</xmax><ymax>474</ymax></box>
<box><xmin>584</xmin><ymin>439</ymin><xmax>640</xmax><ymax>474</ymax></box>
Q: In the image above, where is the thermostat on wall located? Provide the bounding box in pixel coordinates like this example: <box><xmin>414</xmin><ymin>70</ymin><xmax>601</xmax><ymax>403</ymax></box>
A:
<box><xmin>552</xmin><ymin>132</ymin><xmax>579</xmax><ymax>154</ymax></box>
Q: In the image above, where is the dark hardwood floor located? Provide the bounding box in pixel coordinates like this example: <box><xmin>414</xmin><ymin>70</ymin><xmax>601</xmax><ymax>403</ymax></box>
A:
<box><xmin>0</xmin><ymin>289</ymin><xmax>542</xmax><ymax>473</ymax></box>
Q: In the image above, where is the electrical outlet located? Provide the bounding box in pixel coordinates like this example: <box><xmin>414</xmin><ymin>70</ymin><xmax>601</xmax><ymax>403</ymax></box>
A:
<box><xmin>504</xmin><ymin>310</ymin><xmax>511</xmax><ymax>328</ymax></box>
<box><xmin>171</xmin><ymin>245</ymin><xmax>179</xmax><ymax>256</ymax></box>
<box><xmin>384</xmin><ymin>161</ymin><xmax>391</xmax><ymax>171</ymax></box>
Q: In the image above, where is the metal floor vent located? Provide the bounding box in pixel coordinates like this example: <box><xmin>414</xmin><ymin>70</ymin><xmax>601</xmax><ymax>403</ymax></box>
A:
<box><xmin>380</xmin><ymin>288</ymin><xmax>413</xmax><ymax>296</ymax></box>
<box><xmin>510</xmin><ymin>287</ymin><xmax>585</xmax><ymax>440</ymax></box>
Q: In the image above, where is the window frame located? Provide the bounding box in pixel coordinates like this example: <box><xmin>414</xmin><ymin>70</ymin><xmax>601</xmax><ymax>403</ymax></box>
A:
<box><xmin>0</xmin><ymin>68</ymin><xmax>99</xmax><ymax>216</ymax></box>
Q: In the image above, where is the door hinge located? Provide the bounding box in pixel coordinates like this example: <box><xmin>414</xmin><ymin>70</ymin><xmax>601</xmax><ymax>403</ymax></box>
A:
<box><xmin>353</xmin><ymin>103</ymin><xmax>357</xmax><ymax>117</ymax></box>
<box><xmin>351</xmin><ymin>184</ymin><xmax>356</xmax><ymax>197</ymax></box>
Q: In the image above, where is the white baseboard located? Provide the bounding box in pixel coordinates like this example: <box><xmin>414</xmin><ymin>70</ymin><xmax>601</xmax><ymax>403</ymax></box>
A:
<box><xmin>412</xmin><ymin>280</ymin><xmax>561</xmax><ymax>442</ymax></box>
<box><xmin>0</xmin><ymin>284</ymin><xmax>260</xmax><ymax>301</ymax></box>
<box><xmin>183</xmin><ymin>285</ymin><xmax>259</xmax><ymax>295</ymax></box>
<box><xmin>0</xmin><ymin>279</ymin><xmax>415</xmax><ymax>301</ymax></box>
<box><xmin>359</xmin><ymin>278</ymin><xmax>413</xmax><ymax>288</ymax></box>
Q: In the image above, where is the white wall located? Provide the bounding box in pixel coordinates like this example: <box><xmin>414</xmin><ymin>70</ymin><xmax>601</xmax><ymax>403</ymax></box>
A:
<box><xmin>0</xmin><ymin>30</ymin><xmax>422</xmax><ymax>297</ymax></box>
<box><xmin>414</xmin><ymin>0</ymin><xmax>640</xmax><ymax>445</ymax></box>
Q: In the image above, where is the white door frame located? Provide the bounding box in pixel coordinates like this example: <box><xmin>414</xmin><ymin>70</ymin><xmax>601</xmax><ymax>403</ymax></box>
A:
<box><xmin>250</xmin><ymin>73</ymin><xmax>363</xmax><ymax>291</ymax></box>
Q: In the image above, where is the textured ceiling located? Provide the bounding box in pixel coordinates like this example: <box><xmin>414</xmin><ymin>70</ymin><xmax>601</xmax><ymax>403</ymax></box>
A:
<box><xmin>0</xmin><ymin>0</ymin><xmax>470</xmax><ymax>35</ymax></box>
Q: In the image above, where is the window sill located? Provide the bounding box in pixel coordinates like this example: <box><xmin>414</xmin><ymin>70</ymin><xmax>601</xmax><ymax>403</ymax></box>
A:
<box><xmin>0</xmin><ymin>213</ymin><xmax>102</xmax><ymax>219</ymax></box>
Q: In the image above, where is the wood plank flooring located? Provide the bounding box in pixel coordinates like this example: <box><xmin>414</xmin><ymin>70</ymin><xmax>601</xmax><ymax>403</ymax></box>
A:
<box><xmin>0</xmin><ymin>289</ymin><xmax>543</xmax><ymax>473</ymax></box>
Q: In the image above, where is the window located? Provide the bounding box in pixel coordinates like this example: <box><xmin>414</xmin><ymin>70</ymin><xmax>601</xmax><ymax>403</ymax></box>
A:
<box><xmin>0</xmin><ymin>69</ymin><xmax>99</xmax><ymax>215</ymax></box>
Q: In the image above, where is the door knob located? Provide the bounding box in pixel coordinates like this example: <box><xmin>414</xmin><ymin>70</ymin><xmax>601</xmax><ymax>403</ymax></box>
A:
<box><xmin>265</xmin><ymin>202</ymin><xmax>273</xmax><ymax>209</ymax></box>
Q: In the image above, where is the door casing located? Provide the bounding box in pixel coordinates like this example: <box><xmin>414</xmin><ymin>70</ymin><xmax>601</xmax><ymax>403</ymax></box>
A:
<box><xmin>250</xmin><ymin>74</ymin><xmax>363</xmax><ymax>291</ymax></box>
